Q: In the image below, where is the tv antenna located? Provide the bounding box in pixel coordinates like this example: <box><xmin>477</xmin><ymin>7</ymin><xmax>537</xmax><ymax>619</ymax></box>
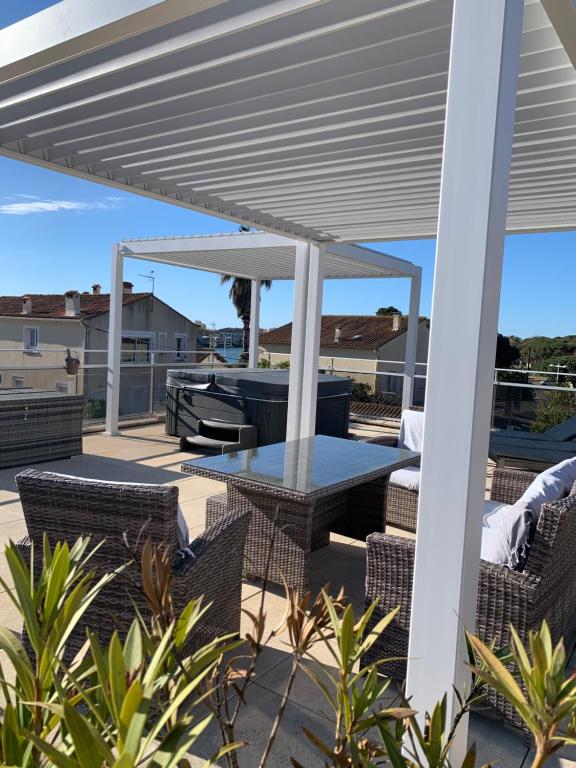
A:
<box><xmin>139</xmin><ymin>270</ymin><xmax>155</xmax><ymax>294</ymax></box>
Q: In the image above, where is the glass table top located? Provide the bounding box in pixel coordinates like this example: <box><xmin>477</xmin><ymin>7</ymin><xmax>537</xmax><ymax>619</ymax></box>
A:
<box><xmin>182</xmin><ymin>434</ymin><xmax>419</xmax><ymax>497</ymax></box>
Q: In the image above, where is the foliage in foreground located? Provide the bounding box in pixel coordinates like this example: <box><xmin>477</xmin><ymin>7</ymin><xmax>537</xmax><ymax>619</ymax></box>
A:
<box><xmin>0</xmin><ymin>537</ymin><xmax>238</xmax><ymax>767</ymax></box>
<box><xmin>2</xmin><ymin>536</ymin><xmax>576</xmax><ymax>768</ymax></box>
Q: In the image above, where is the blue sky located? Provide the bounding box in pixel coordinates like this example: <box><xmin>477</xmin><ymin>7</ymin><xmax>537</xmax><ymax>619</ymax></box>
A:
<box><xmin>1</xmin><ymin>1</ymin><xmax>575</xmax><ymax>339</ymax></box>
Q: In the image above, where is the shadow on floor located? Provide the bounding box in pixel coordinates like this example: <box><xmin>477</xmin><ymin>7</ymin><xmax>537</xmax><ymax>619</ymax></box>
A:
<box><xmin>0</xmin><ymin>453</ymin><xmax>186</xmax><ymax>493</ymax></box>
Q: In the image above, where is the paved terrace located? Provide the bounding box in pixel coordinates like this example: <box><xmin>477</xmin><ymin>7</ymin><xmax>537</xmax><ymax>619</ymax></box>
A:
<box><xmin>0</xmin><ymin>423</ymin><xmax>573</xmax><ymax>768</ymax></box>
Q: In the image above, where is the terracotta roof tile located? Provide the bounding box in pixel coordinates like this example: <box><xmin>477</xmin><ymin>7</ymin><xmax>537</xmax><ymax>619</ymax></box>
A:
<box><xmin>0</xmin><ymin>293</ymin><xmax>150</xmax><ymax>319</ymax></box>
<box><xmin>260</xmin><ymin>314</ymin><xmax>426</xmax><ymax>350</ymax></box>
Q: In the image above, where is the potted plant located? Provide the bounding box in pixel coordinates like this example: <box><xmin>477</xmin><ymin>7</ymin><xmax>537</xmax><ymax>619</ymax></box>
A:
<box><xmin>64</xmin><ymin>347</ymin><xmax>80</xmax><ymax>375</ymax></box>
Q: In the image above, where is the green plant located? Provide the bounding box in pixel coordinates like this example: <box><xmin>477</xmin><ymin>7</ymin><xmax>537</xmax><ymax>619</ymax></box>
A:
<box><xmin>275</xmin><ymin>360</ymin><xmax>290</xmax><ymax>370</ymax></box>
<box><xmin>220</xmin><ymin>275</ymin><xmax>272</xmax><ymax>353</ymax></box>
<box><xmin>467</xmin><ymin>622</ymin><xmax>576</xmax><ymax>768</ymax></box>
<box><xmin>0</xmin><ymin>537</ymin><xmax>239</xmax><ymax>767</ymax></box>
<box><xmin>351</xmin><ymin>380</ymin><xmax>373</xmax><ymax>402</ymax></box>
<box><xmin>84</xmin><ymin>399</ymin><xmax>106</xmax><ymax>419</ymax></box>
<box><xmin>5</xmin><ymin>535</ymin><xmax>576</xmax><ymax>768</ymax></box>
<box><xmin>258</xmin><ymin>358</ymin><xmax>271</xmax><ymax>368</ymax></box>
<box><xmin>532</xmin><ymin>388</ymin><xmax>576</xmax><ymax>432</ymax></box>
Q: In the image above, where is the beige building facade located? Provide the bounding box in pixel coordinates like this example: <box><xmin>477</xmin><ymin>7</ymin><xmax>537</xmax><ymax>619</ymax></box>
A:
<box><xmin>0</xmin><ymin>286</ymin><xmax>200</xmax><ymax>417</ymax></box>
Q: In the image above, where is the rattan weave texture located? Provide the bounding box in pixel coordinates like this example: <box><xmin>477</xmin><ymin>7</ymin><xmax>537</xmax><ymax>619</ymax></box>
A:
<box><xmin>16</xmin><ymin>469</ymin><xmax>249</xmax><ymax>654</ymax></box>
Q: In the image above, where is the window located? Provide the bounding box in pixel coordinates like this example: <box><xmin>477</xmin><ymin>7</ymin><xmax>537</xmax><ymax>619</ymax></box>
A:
<box><xmin>122</xmin><ymin>336</ymin><xmax>151</xmax><ymax>363</ymax></box>
<box><xmin>23</xmin><ymin>326</ymin><xmax>39</xmax><ymax>351</ymax></box>
<box><xmin>12</xmin><ymin>376</ymin><xmax>24</xmax><ymax>388</ymax></box>
<box><xmin>0</xmin><ymin>373</ymin><xmax>3</xmax><ymax>387</ymax></box>
<box><xmin>157</xmin><ymin>332</ymin><xmax>167</xmax><ymax>352</ymax></box>
<box><xmin>175</xmin><ymin>334</ymin><xmax>187</xmax><ymax>361</ymax></box>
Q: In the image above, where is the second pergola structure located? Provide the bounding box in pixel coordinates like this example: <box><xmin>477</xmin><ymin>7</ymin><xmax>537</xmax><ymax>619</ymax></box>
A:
<box><xmin>104</xmin><ymin>232</ymin><xmax>422</xmax><ymax>438</ymax></box>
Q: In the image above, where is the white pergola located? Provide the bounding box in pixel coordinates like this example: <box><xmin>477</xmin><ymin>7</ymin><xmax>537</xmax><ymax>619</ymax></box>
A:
<box><xmin>1</xmin><ymin>0</ymin><xmax>575</xmax><ymax>757</ymax></box>
<box><xmin>107</xmin><ymin>232</ymin><xmax>422</xmax><ymax>437</ymax></box>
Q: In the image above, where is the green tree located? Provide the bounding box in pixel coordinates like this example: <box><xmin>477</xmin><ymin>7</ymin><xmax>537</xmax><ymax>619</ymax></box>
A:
<box><xmin>220</xmin><ymin>276</ymin><xmax>272</xmax><ymax>353</ymax></box>
<box><xmin>532</xmin><ymin>388</ymin><xmax>576</xmax><ymax>433</ymax></box>
<box><xmin>375</xmin><ymin>305</ymin><xmax>400</xmax><ymax>316</ymax></box>
<box><xmin>495</xmin><ymin>333</ymin><xmax>521</xmax><ymax>369</ymax></box>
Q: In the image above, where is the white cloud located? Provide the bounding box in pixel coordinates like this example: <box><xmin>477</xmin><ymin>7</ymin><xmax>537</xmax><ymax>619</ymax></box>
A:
<box><xmin>0</xmin><ymin>196</ymin><xmax>123</xmax><ymax>215</ymax></box>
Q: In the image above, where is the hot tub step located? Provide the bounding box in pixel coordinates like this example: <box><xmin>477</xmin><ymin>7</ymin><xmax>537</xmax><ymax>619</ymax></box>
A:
<box><xmin>182</xmin><ymin>435</ymin><xmax>238</xmax><ymax>451</ymax></box>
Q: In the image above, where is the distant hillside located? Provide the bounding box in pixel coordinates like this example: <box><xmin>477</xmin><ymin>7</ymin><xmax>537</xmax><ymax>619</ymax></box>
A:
<box><xmin>518</xmin><ymin>335</ymin><xmax>576</xmax><ymax>372</ymax></box>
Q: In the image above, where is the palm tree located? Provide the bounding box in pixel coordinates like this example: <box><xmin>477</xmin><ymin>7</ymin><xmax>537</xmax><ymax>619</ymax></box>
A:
<box><xmin>220</xmin><ymin>276</ymin><xmax>272</xmax><ymax>353</ymax></box>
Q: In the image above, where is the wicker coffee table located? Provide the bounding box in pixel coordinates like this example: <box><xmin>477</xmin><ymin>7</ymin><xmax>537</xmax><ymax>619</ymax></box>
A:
<box><xmin>181</xmin><ymin>435</ymin><xmax>418</xmax><ymax>592</ymax></box>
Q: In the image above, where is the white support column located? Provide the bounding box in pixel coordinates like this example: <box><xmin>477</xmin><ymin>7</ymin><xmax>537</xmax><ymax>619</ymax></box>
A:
<box><xmin>105</xmin><ymin>244</ymin><xmax>124</xmax><ymax>435</ymax></box>
<box><xmin>286</xmin><ymin>242</ymin><xmax>310</xmax><ymax>442</ymax></box>
<box><xmin>299</xmin><ymin>243</ymin><xmax>325</xmax><ymax>439</ymax></box>
<box><xmin>402</xmin><ymin>268</ymin><xmax>421</xmax><ymax>412</ymax></box>
<box><xmin>405</xmin><ymin>0</ymin><xmax>524</xmax><ymax>761</ymax></box>
<box><xmin>248</xmin><ymin>278</ymin><xmax>261</xmax><ymax>368</ymax></box>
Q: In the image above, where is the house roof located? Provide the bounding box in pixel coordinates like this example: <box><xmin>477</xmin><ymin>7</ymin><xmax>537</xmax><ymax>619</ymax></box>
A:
<box><xmin>196</xmin><ymin>351</ymin><xmax>229</xmax><ymax>364</ymax></box>
<box><xmin>260</xmin><ymin>315</ymin><xmax>427</xmax><ymax>351</ymax></box>
<box><xmin>0</xmin><ymin>293</ymin><xmax>150</xmax><ymax>320</ymax></box>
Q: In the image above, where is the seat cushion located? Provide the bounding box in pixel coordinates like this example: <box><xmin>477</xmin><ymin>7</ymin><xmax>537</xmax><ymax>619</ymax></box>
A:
<box><xmin>177</xmin><ymin>505</ymin><xmax>189</xmax><ymax>549</ymax></box>
<box><xmin>389</xmin><ymin>466</ymin><xmax>420</xmax><ymax>491</ymax></box>
<box><xmin>516</xmin><ymin>457</ymin><xmax>576</xmax><ymax>521</ymax></box>
<box><xmin>480</xmin><ymin>499</ymin><xmax>534</xmax><ymax>571</ymax></box>
<box><xmin>398</xmin><ymin>410</ymin><xmax>424</xmax><ymax>452</ymax></box>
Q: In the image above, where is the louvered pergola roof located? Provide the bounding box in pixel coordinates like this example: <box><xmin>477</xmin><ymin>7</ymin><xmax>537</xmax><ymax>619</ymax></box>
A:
<box><xmin>120</xmin><ymin>232</ymin><xmax>420</xmax><ymax>280</ymax></box>
<box><xmin>0</xmin><ymin>0</ymin><xmax>575</xmax><ymax>243</ymax></box>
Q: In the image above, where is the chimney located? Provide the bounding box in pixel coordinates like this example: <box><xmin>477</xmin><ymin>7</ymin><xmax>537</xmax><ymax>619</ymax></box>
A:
<box><xmin>334</xmin><ymin>327</ymin><xmax>341</xmax><ymax>343</ymax></box>
<box><xmin>64</xmin><ymin>290</ymin><xmax>81</xmax><ymax>317</ymax></box>
<box><xmin>392</xmin><ymin>313</ymin><xmax>402</xmax><ymax>332</ymax></box>
<box><xmin>123</xmin><ymin>281</ymin><xmax>133</xmax><ymax>295</ymax></box>
<box><xmin>92</xmin><ymin>283</ymin><xmax>101</xmax><ymax>295</ymax></box>
<box><xmin>21</xmin><ymin>296</ymin><xmax>32</xmax><ymax>315</ymax></box>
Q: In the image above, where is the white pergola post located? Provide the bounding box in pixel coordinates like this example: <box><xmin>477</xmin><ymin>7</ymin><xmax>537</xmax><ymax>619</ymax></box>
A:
<box><xmin>105</xmin><ymin>244</ymin><xmax>124</xmax><ymax>435</ymax></box>
<box><xmin>405</xmin><ymin>0</ymin><xmax>524</xmax><ymax>760</ymax></box>
<box><xmin>402</xmin><ymin>268</ymin><xmax>421</xmax><ymax>411</ymax></box>
<box><xmin>286</xmin><ymin>242</ymin><xmax>311</xmax><ymax>442</ymax></box>
<box><xmin>299</xmin><ymin>243</ymin><xmax>325</xmax><ymax>439</ymax></box>
<box><xmin>248</xmin><ymin>278</ymin><xmax>261</xmax><ymax>368</ymax></box>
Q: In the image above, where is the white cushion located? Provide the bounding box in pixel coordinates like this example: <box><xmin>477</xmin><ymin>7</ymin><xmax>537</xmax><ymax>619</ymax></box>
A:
<box><xmin>398</xmin><ymin>410</ymin><xmax>424</xmax><ymax>453</ymax></box>
<box><xmin>516</xmin><ymin>457</ymin><xmax>576</xmax><ymax>521</ymax></box>
<box><xmin>480</xmin><ymin>501</ymin><xmax>516</xmax><ymax>565</ymax></box>
<box><xmin>389</xmin><ymin>466</ymin><xmax>420</xmax><ymax>491</ymax></box>
<box><xmin>480</xmin><ymin>457</ymin><xmax>576</xmax><ymax>571</ymax></box>
<box><xmin>177</xmin><ymin>505</ymin><xmax>189</xmax><ymax>549</ymax></box>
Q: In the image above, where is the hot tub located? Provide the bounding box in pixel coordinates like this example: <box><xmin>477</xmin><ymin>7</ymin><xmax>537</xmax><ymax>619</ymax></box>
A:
<box><xmin>166</xmin><ymin>368</ymin><xmax>351</xmax><ymax>447</ymax></box>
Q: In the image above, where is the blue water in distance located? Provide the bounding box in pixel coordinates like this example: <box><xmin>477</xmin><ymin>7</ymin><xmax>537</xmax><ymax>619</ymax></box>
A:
<box><xmin>214</xmin><ymin>346</ymin><xmax>242</xmax><ymax>363</ymax></box>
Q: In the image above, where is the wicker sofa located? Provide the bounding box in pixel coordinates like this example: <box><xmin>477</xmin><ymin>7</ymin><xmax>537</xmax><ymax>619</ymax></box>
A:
<box><xmin>364</xmin><ymin>467</ymin><xmax>576</xmax><ymax>735</ymax></box>
<box><xmin>15</xmin><ymin>469</ymin><xmax>250</xmax><ymax>653</ymax></box>
<box><xmin>0</xmin><ymin>391</ymin><xmax>83</xmax><ymax>469</ymax></box>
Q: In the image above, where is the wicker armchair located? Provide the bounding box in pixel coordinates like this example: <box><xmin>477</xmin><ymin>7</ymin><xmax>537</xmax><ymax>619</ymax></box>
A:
<box><xmin>364</xmin><ymin>468</ymin><xmax>576</xmax><ymax>736</ymax></box>
<box><xmin>15</xmin><ymin>469</ymin><xmax>249</xmax><ymax>654</ymax></box>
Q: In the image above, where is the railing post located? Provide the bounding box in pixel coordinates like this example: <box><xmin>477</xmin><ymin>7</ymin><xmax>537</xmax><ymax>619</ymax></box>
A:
<box><xmin>149</xmin><ymin>351</ymin><xmax>155</xmax><ymax>415</ymax></box>
<box><xmin>105</xmin><ymin>244</ymin><xmax>123</xmax><ymax>435</ymax></box>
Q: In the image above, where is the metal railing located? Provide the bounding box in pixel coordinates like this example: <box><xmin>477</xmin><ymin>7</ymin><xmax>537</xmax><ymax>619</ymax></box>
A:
<box><xmin>1</xmin><ymin>347</ymin><xmax>574</xmax><ymax>433</ymax></box>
